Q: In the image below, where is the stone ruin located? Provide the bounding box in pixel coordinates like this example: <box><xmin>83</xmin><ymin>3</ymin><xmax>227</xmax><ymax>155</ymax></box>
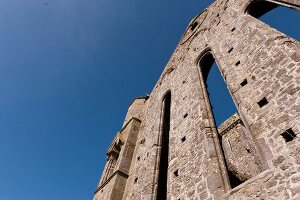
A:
<box><xmin>93</xmin><ymin>0</ymin><xmax>300</xmax><ymax>199</ymax></box>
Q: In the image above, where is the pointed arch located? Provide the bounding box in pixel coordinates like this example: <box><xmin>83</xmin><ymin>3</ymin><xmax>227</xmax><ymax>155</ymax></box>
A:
<box><xmin>156</xmin><ymin>91</ymin><xmax>171</xmax><ymax>199</ymax></box>
<box><xmin>245</xmin><ymin>0</ymin><xmax>300</xmax><ymax>41</ymax></box>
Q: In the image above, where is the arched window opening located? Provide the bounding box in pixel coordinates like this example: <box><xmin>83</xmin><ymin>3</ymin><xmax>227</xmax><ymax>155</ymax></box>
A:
<box><xmin>200</xmin><ymin>52</ymin><xmax>237</xmax><ymax>126</ymax></box>
<box><xmin>199</xmin><ymin>52</ymin><xmax>262</xmax><ymax>188</ymax></box>
<box><xmin>157</xmin><ymin>92</ymin><xmax>171</xmax><ymax>199</ymax></box>
<box><xmin>247</xmin><ymin>0</ymin><xmax>278</xmax><ymax>18</ymax></box>
<box><xmin>246</xmin><ymin>0</ymin><xmax>300</xmax><ymax>41</ymax></box>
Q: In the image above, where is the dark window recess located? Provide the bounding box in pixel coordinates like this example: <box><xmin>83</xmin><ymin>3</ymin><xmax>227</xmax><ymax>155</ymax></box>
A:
<box><xmin>235</xmin><ymin>61</ymin><xmax>241</xmax><ymax>66</ymax></box>
<box><xmin>281</xmin><ymin>128</ymin><xmax>296</xmax><ymax>142</ymax></box>
<box><xmin>137</xmin><ymin>156</ymin><xmax>140</xmax><ymax>161</ymax></box>
<box><xmin>228</xmin><ymin>47</ymin><xmax>234</xmax><ymax>53</ymax></box>
<box><xmin>157</xmin><ymin>92</ymin><xmax>171</xmax><ymax>200</ymax></box>
<box><xmin>174</xmin><ymin>170</ymin><xmax>179</xmax><ymax>177</ymax></box>
<box><xmin>246</xmin><ymin>0</ymin><xmax>300</xmax><ymax>41</ymax></box>
<box><xmin>181</xmin><ymin>136</ymin><xmax>186</xmax><ymax>142</ymax></box>
<box><xmin>190</xmin><ymin>21</ymin><xmax>198</xmax><ymax>31</ymax></box>
<box><xmin>231</xmin><ymin>27</ymin><xmax>236</xmax><ymax>32</ymax></box>
<box><xmin>240</xmin><ymin>79</ymin><xmax>248</xmax><ymax>87</ymax></box>
<box><xmin>257</xmin><ymin>97</ymin><xmax>268</xmax><ymax>108</ymax></box>
<box><xmin>183</xmin><ymin>113</ymin><xmax>188</xmax><ymax>118</ymax></box>
<box><xmin>183</xmin><ymin>80</ymin><xmax>186</xmax><ymax>84</ymax></box>
<box><xmin>134</xmin><ymin>178</ymin><xmax>138</xmax><ymax>184</ymax></box>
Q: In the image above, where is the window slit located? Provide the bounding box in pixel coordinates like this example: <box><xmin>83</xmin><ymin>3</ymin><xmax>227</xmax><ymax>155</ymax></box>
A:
<box><xmin>157</xmin><ymin>92</ymin><xmax>171</xmax><ymax>199</ymax></box>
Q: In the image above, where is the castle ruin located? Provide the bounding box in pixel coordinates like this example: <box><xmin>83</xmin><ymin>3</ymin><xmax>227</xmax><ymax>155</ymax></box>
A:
<box><xmin>93</xmin><ymin>0</ymin><xmax>300</xmax><ymax>199</ymax></box>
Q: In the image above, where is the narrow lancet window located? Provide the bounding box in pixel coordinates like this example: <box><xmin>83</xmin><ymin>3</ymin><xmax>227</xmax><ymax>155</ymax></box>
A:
<box><xmin>198</xmin><ymin>51</ymin><xmax>262</xmax><ymax>188</ymax></box>
<box><xmin>157</xmin><ymin>91</ymin><xmax>171</xmax><ymax>200</ymax></box>
<box><xmin>200</xmin><ymin>52</ymin><xmax>237</xmax><ymax>126</ymax></box>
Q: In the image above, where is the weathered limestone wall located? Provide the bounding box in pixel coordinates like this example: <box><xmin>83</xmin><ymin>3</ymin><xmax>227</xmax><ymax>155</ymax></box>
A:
<box><xmin>94</xmin><ymin>0</ymin><xmax>300</xmax><ymax>199</ymax></box>
<box><xmin>218</xmin><ymin>113</ymin><xmax>261</xmax><ymax>183</ymax></box>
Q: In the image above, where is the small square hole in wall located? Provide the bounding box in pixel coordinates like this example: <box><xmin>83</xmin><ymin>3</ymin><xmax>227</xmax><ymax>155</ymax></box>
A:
<box><xmin>183</xmin><ymin>113</ymin><xmax>188</xmax><ymax>118</ymax></box>
<box><xmin>174</xmin><ymin>170</ymin><xmax>179</xmax><ymax>177</ymax></box>
<box><xmin>281</xmin><ymin>128</ymin><xmax>296</xmax><ymax>142</ymax></box>
<box><xmin>181</xmin><ymin>136</ymin><xmax>186</xmax><ymax>142</ymax></box>
<box><xmin>231</xmin><ymin>27</ymin><xmax>236</xmax><ymax>32</ymax></box>
<box><xmin>134</xmin><ymin>178</ymin><xmax>138</xmax><ymax>184</ymax></box>
<box><xmin>137</xmin><ymin>156</ymin><xmax>140</xmax><ymax>161</ymax></box>
<box><xmin>228</xmin><ymin>47</ymin><xmax>234</xmax><ymax>53</ymax></box>
<box><xmin>235</xmin><ymin>61</ymin><xmax>241</xmax><ymax>66</ymax></box>
<box><xmin>240</xmin><ymin>79</ymin><xmax>248</xmax><ymax>87</ymax></box>
<box><xmin>257</xmin><ymin>97</ymin><xmax>268</xmax><ymax>108</ymax></box>
<box><xmin>139</xmin><ymin>138</ymin><xmax>146</xmax><ymax>145</ymax></box>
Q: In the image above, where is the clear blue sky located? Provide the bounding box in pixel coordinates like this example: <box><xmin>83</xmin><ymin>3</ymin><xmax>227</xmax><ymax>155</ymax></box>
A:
<box><xmin>0</xmin><ymin>1</ymin><xmax>298</xmax><ymax>200</ymax></box>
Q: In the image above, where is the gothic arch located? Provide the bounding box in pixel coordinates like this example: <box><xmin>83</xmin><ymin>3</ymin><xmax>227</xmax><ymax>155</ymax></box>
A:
<box><xmin>196</xmin><ymin>49</ymin><xmax>265</xmax><ymax>189</ymax></box>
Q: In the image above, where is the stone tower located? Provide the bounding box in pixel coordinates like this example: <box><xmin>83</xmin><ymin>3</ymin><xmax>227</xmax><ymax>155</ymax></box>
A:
<box><xmin>93</xmin><ymin>0</ymin><xmax>300</xmax><ymax>199</ymax></box>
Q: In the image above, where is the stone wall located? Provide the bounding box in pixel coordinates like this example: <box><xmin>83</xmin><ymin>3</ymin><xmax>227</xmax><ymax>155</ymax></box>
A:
<box><xmin>94</xmin><ymin>0</ymin><xmax>300</xmax><ymax>199</ymax></box>
<box><xmin>218</xmin><ymin>113</ymin><xmax>261</xmax><ymax>184</ymax></box>
<box><xmin>94</xmin><ymin>97</ymin><xmax>148</xmax><ymax>200</ymax></box>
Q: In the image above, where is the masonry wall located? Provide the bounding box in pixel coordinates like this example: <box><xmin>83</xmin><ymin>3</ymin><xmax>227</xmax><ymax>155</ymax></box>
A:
<box><xmin>94</xmin><ymin>97</ymin><xmax>148</xmax><ymax>200</ymax></box>
<box><xmin>94</xmin><ymin>0</ymin><xmax>300</xmax><ymax>199</ymax></box>
<box><xmin>218</xmin><ymin>113</ymin><xmax>261</xmax><ymax>183</ymax></box>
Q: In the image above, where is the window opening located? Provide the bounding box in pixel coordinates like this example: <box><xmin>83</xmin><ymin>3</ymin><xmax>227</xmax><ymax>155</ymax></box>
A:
<box><xmin>247</xmin><ymin>0</ymin><xmax>300</xmax><ymax>41</ymax></box>
<box><xmin>235</xmin><ymin>61</ymin><xmax>241</xmax><ymax>66</ymax></box>
<box><xmin>174</xmin><ymin>170</ymin><xmax>179</xmax><ymax>177</ymax></box>
<box><xmin>240</xmin><ymin>79</ymin><xmax>248</xmax><ymax>87</ymax></box>
<box><xmin>257</xmin><ymin>97</ymin><xmax>268</xmax><ymax>108</ymax></box>
<box><xmin>199</xmin><ymin>52</ymin><xmax>246</xmax><ymax>188</ymax></box>
<box><xmin>200</xmin><ymin>52</ymin><xmax>237</xmax><ymax>126</ymax></box>
<box><xmin>181</xmin><ymin>136</ymin><xmax>186</xmax><ymax>142</ymax></box>
<box><xmin>157</xmin><ymin>92</ymin><xmax>171</xmax><ymax>200</ymax></box>
<box><xmin>281</xmin><ymin>128</ymin><xmax>296</xmax><ymax>142</ymax></box>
